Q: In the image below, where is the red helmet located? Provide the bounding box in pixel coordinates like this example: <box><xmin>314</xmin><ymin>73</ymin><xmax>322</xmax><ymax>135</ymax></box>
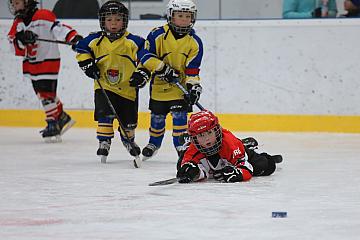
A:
<box><xmin>188</xmin><ymin>110</ymin><xmax>222</xmax><ymax>156</ymax></box>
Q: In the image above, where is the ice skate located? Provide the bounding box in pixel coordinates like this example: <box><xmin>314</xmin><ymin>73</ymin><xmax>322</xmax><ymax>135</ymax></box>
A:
<box><xmin>58</xmin><ymin>111</ymin><xmax>75</xmax><ymax>135</ymax></box>
<box><xmin>270</xmin><ymin>154</ymin><xmax>283</xmax><ymax>164</ymax></box>
<box><xmin>261</xmin><ymin>153</ymin><xmax>283</xmax><ymax>164</ymax></box>
<box><xmin>97</xmin><ymin>139</ymin><xmax>111</xmax><ymax>163</ymax></box>
<box><xmin>142</xmin><ymin>143</ymin><xmax>159</xmax><ymax>161</ymax></box>
<box><xmin>122</xmin><ymin>139</ymin><xmax>141</xmax><ymax>157</ymax></box>
<box><xmin>242</xmin><ymin>137</ymin><xmax>258</xmax><ymax>150</ymax></box>
<box><xmin>40</xmin><ymin>120</ymin><xmax>61</xmax><ymax>143</ymax></box>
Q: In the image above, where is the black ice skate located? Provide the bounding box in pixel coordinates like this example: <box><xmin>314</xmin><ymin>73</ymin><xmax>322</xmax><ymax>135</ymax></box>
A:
<box><xmin>260</xmin><ymin>153</ymin><xmax>283</xmax><ymax>164</ymax></box>
<box><xmin>241</xmin><ymin>137</ymin><xmax>259</xmax><ymax>150</ymax></box>
<box><xmin>58</xmin><ymin>111</ymin><xmax>75</xmax><ymax>135</ymax></box>
<box><xmin>122</xmin><ymin>139</ymin><xmax>141</xmax><ymax>157</ymax></box>
<box><xmin>97</xmin><ymin>139</ymin><xmax>111</xmax><ymax>163</ymax></box>
<box><xmin>142</xmin><ymin>143</ymin><xmax>159</xmax><ymax>161</ymax></box>
<box><xmin>40</xmin><ymin>120</ymin><xmax>61</xmax><ymax>143</ymax></box>
<box><xmin>270</xmin><ymin>154</ymin><xmax>283</xmax><ymax>164</ymax></box>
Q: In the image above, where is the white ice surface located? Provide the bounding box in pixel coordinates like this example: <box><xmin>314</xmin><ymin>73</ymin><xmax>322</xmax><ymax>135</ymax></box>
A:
<box><xmin>1</xmin><ymin>127</ymin><xmax>360</xmax><ymax>240</ymax></box>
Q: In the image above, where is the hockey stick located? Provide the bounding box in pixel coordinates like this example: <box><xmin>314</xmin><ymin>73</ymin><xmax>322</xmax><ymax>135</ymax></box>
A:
<box><xmin>149</xmin><ymin>177</ymin><xmax>178</xmax><ymax>186</ymax></box>
<box><xmin>36</xmin><ymin>38</ymin><xmax>72</xmax><ymax>45</ymax></box>
<box><xmin>173</xmin><ymin>81</ymin><xmax>205</xmax><ymax>111</ymax></box>
<box><xmin>94</xmin><ymin>76</ymin><xmax>142</xmax><ymax>168</ymax></box>
<box><xmin>75</xmin><ymin>47</ymin><xmax>141</xmax><ymax>167</ymax></box>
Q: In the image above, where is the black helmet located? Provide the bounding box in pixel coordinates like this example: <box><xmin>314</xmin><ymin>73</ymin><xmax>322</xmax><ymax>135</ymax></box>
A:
<box><xmin>98</xmin><ymin>1</ymin><xmax>129</xmax><ymax>40</ymax></box>
<box><xmin>8</xmin><ymin>0</ymin><xmax>38</xmax><ymax>18</ymax></box>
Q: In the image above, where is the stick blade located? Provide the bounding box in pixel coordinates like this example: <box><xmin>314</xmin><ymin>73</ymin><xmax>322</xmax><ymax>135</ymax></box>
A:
<box><xmin>149</xmin><ymin>177</ymin><xmax>178</xmax><ymax>186</ymax></box>
<box><xmin>133</xmin><ymin>156</ymin><xmax>142</xmax><ymax>168</ymax></box>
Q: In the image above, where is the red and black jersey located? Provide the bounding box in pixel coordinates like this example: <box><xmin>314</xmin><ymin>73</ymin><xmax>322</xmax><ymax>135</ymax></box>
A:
<box><xmin>181</xmin><ymin>128</ymin><xmax>253</xmax><ymax>182</ymax></box>
<box><xmin>8</xmin><ymin>9</ymin><xmax>78</xmax><ymax>81</ymax></box>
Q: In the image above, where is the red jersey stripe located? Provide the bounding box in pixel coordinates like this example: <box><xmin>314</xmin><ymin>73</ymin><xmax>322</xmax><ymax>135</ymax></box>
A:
<box><xmin>185</xmin><ymin>68</ymin><xmax>200</xmax><ymax>75</ymax></box>
<box><xmin>32</xmin><ymin>9</ymin><xmax>56</xmax><ymax>23</ymax></box>
<box><xmin>23</xmin><ymin>59</ymin><xmax>60</xmax><ymax>75</ymax></box>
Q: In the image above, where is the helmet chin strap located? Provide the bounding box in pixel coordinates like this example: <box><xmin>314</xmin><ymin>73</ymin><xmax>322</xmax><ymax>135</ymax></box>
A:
<box><xmin>105</xmin><ymin>31</ymin><xmax>124</xmax><ymax>42</ymax></box>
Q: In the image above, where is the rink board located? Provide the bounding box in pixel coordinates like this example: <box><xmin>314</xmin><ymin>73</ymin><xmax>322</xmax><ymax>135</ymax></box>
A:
<box><xmin>1</xmin><ymin>109</ymin><xmax>359</xmax><ymax>133</ymax></box>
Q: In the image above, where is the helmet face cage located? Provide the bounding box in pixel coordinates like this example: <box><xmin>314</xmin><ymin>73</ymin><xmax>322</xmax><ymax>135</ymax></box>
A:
<box><xmin>191</xmin><ymin>125</ymin><xmax>222</xmax><ymax>156</ymax></box>
<box><xmin>8</xmin><ymin>0</ymin><xmax>38</xmax><ymax>17</ymax></box>
<box><xmin>167</xmin><ymin>0</ymin><xmax>197</xmax><ymax>35</ymax></box>
<box><xmin>99</xmin><ymin>1</ymin><xmax>129</xmax><ymax>39</ymax></box>
<box><xmin>188</xmin><ymin>110</ymin><xmax>223</xmax><ymax>156</ymax></box>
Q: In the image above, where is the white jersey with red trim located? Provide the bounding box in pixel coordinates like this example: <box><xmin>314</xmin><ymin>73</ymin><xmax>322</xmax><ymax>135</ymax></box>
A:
<box><xmin>7</xmin><ymin>9</ymin><xmax>78</xmax><ymax>81</ymax></box>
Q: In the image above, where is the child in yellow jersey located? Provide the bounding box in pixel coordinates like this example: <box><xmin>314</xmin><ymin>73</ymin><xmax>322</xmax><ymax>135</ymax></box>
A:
<box><xmin>74</xmin><ymin>1</ymin><xmax>149</xmax><ymax>163</ymax></box>
<box><xmin>130</xmin><ymin>0</ymin><xmax>203</xmax><ymax>160</ymax></box>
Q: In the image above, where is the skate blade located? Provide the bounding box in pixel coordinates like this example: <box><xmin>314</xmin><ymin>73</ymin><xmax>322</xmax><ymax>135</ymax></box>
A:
<box><xmin>60</xmin><ymin>119</ymin><xmax>76</xmax><ymax>135</ymax></box>
<box><xmin>43</xmin><ymin>135</ymin><xmax>62</xmax><ymax>143</ymax></box>
<box><xmin>142</xmin><ymin>150</ymin><xmax>158</xmax><ymax>162</ymax></box>
<box><xmin>100</xmin><ymin>155</ymin><xmax>107</xmax><ymax>164</ymax></box>
<box><xmin>133</xmin><ymin>156</ymin><xmax>142</xmax><ymax>168</ymax></box>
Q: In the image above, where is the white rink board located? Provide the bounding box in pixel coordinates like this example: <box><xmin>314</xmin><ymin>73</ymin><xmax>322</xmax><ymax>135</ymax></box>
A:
<box><xmin>1</xmin><ymin>19</ymin><xmax>360</xmax><ymax>115</ymax></box>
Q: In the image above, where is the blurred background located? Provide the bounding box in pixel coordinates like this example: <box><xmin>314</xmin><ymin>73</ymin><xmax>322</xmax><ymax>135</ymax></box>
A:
<box><xmin>0</xmin><ymin>0</ymin><xmax>347</xmax><ymax>20</ymax></box>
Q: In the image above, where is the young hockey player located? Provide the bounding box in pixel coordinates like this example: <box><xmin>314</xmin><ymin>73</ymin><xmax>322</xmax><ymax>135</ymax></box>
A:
<box><xmin>130</xmin><ymin>0</ymin><xmax>203</xmax><ymax>160</ymax></box>
<box><xmin>7</xmin><ymin>0</ymin><xmax>81</xmax><ymax>142</ymax></box>
<box><xmin>176</xmin><ymin>110</ymin><xmax>282</xmax><ymax>183</ymax></box>
<box><xmin>75</xmin><ymin>1</ymin><xmax>149</xmax><ymax>163</ymax></box>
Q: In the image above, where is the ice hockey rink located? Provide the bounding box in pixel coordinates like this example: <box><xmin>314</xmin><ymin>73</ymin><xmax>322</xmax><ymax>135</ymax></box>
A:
<box><xmin>0</xmin><ymin>127</ymin><xmax>359</xmax><ymax>239</ymax></box>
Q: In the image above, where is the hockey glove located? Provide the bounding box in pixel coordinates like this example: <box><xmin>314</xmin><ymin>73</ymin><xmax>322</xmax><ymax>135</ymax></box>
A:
<box><xmin>213</xmin><ymin>165</ymin><xmax>243</xmax><ymax>183</ymax></box>
<box><xmin>176</xmin><ymin>161</ymin><xmax>200</xmax><ymax>183</ymax></box>
<box><xmin>155</xmin><ymin>63</ymin><xmax>179</xmax><ymax>83</ymax></box>
<box><xmin>312</xmin><ymin>7</ymin><xmax>322</xmax><ymax>17</ymax></box>
<box><xmin>15</xmin><ymin>30</ymin><xmax>38</xmax><ymax>45</ymax></box>
<box><xmin>78</xmin><ymin>59</ymin><xmax>100</xmax><ymax>79</ymax></box>
<box><xmin>129</xmin><ymin>68</ymin><xmax>151</xmax><ymax>88</ymax></box>
<box><xmin>70</xmin><ymin>35</ymin><xmax>83</xmax><ymax>51</ymax></box>
<box><xmin>184</xmin><ymin>83</ymin><xmax>202</xmax><ymax>105</ymax></box>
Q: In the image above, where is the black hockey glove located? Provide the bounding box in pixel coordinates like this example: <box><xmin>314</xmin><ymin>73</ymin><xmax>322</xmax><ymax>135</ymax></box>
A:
<box><xmin>176</xmin><ymin>161</ymin><xmax>200</xmax><ymax>183</ymax></box>
<box><xmin>129</xmin><ymin>68</ymin><xmax>151</xmax><ymax>88</ymax></box>
<box><xmin>155</xmin><ymin>63</ymin><xmax>179</xmax><ymax>83</ymax></box>
<box><xmin>15</xmin><ymin>30</ymin><xmax>38</xmax><ymax>45</ymax></box>
<box><xmin>312</xmin><ymin>7</ymin><xmax>322</xmax><ymax>18</ymax></box>
<box><xmin>70</xmin><ymin>35</ymin><xmax>83</xmax><ymax>51</ymax></box>
<box><xmin>78</xmin><ymin>59</ymin><xmax>100</xmax><ymax>79</ymax></box>
<box><xmin>184</xmin><ymin>83</ymin><xmax>202</xmax><ymax>105</ymax></box>
<box><xmin>213</xmin><ymin>165</ymin><xmax>243</xmax><ymax>183</ymax></box>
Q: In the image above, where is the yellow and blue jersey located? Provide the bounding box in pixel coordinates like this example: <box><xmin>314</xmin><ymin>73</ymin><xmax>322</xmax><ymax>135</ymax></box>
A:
<box><xmin>139</xmin><ymin>24</ymin><xmax>203</xmax><ymax>101</ymax></box>
<box><xmin>76</xmin><ymin>31</ymin><xmax>145</xmax><ymax>101</ymax></box>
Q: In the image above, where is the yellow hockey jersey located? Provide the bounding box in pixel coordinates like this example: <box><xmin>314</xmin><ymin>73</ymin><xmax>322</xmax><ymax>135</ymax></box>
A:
<box><xmin>139</xmin><ymin>24</ymin><xmax>203</xmax><ymax>101</ymax></box>
<box><xmin>76</xmin><ymin>31</ymin><xmax>145</xmax><ymax>101</ymax></box>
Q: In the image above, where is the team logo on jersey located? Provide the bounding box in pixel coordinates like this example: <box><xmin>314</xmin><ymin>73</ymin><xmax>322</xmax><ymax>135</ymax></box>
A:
<box><xmin>232</xmin><ymin>147</ymin><xmax>243</xmax><ymax>159</ymax></box>
<box><xmin>106</xmin><ymin>69</ymin><xmax>121</xmax><ymax>84</ymax></box>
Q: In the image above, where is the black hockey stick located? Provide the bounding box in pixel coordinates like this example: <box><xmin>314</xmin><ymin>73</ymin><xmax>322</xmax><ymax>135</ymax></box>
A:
<box><xmin>75</xmin><ymin>47</ymin><xmax>141</xmax><ymax>167</ymax></box>
<box><xmin>149</xmin><ymin>177</ymin><xmax>178</xmax><ymax>186</ymax></box>
<box><xmin>94</xmin><ymin>76</ymin><xmax>142</xmax><ymax>168</ymax></box>
<box><xmin>36</xmin><ymin>38</ymin><xmax>72</xmax><ymax>45</ymax></box>
<box><xmin>173</xmin><ymin>81</ymin><xmax>205</xmax><ymax>111</ymax></box>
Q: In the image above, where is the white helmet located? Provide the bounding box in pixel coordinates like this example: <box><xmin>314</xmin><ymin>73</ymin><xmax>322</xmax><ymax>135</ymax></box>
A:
<box><xmin>166</xmin><ymin>0</ymin><xmax>197</xmax><ymax>35</ymax></box>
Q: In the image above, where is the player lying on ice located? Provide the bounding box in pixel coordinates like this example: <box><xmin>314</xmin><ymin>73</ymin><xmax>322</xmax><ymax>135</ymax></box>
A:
<box><xmin>176</xmin><ymin>110</ymin><xmax>282</xmax><ymax>183</ymax></box>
